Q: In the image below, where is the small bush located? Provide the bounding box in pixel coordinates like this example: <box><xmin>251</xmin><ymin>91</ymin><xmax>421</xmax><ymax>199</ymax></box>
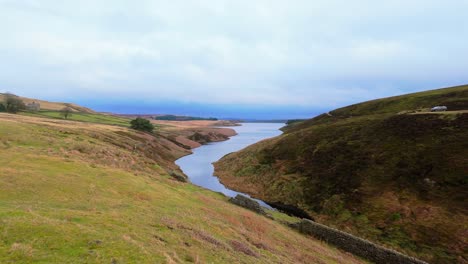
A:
<box><xmin>130</xmin><ymin>118</ymin><xmax>154</xmax><ymax>133</ymax></box>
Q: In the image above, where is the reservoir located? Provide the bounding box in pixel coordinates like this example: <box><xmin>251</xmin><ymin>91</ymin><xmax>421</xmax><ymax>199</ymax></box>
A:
<box><xmin>175</xmin><ymin>123</ymin><xmax>284</xmax><ymax>207</ymax></box>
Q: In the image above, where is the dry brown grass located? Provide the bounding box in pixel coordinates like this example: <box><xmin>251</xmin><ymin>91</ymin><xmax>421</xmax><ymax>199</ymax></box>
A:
<box><xmin>9</xmin><ymin>243</ymin><xmax>34</xmax><ymax>257</ymax></box>
<box><xmin>229</xmin><ymin>240</ymin><xmax>260</xmax><ymax>257</ymax></box>
<box><xmin>0</xmin><ymin>93</ymin><xmax>95</xmax><ymax>112</ymax></box>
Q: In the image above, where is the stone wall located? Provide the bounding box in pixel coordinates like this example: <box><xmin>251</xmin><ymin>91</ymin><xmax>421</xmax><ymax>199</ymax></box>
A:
<box><xmin>169</xmin><ymin>170</ymin><xmax>188</xmax><ymax>182</ymax></box>
<box><xmin>289</xmin><ymin>219</ymin><xmax>427</xmax><ymax>264</ymax></box>
<box><xmin>229</xmin><ymin>195</ymin><xmax>267</xmax><ymax>216</ymax></box>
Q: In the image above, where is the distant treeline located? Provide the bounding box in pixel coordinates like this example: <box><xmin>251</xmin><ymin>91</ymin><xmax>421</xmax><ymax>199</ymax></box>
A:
<box><xmin>154</xmin><ymin>115</ymin><xmax>218</xmax><ymax>121</ymax></box>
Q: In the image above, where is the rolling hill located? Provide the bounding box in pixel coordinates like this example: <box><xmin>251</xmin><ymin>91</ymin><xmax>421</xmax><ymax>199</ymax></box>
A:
<box><xmin>214</xmin><ymin>84</ymin><xmax>468</xmax><ymax>263</ymax></box>
<box><xmin>0</xmin><ymin>111</ymin><xmax>365</xmax><ymax>263</ymax></box>
<box><xmin>0</xmin><ymin>93</ymin><xmax>95</xmax><ymax>113</ymax></box>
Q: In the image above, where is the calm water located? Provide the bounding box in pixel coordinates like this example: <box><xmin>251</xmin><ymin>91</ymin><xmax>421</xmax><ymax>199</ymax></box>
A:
<box><xmin>175</xmin><ymin>123</ymin><xmax>284</xmax><ymax>207</ymax></box>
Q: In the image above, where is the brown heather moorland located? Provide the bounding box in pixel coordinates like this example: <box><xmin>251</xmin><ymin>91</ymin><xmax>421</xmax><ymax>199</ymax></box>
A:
<box><xmin>214</xmin><ymin>84</ymin><xmax>468</xmax><ymax>264</ymax></box>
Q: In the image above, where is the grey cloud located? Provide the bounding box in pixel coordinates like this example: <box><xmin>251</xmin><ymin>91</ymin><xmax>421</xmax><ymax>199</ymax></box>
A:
<box><xmin>0</xmin><ymin>0</ymin><xmax>467</xmax><ymax>109</ymax></box>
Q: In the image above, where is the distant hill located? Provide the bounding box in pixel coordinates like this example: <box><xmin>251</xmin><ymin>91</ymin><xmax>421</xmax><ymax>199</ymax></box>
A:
<box><xmin>0</xmin><ymin>93</ymin><xmax>95</xmax><ymax>113</ymax></box>
<box><xmin>153</xmin><ymin>115</ymin><xmax>217</xmax><ymax>121</ymax></box>
<box><xmin>0</xmin><ymin>93</ymin><xmax>136</xmax><ymax>127</ymax></box>
<box><xmin>214</xmin><ymin>84</ymin><xmax>468</xmax><ymax>263</ymax></box>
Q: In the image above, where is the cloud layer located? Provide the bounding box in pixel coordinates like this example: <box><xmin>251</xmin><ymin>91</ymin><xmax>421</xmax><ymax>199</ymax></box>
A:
<box><xmin>1</xmin><ymin>0</ymin><xmax>467</xmax><ymax>117</ymax></box>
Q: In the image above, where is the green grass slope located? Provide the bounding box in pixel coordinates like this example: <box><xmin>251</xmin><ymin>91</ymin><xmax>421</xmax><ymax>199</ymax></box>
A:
<box><xmin>0</xmin><ymin>113</ymin><xmax>364</xmax><ymax>264</ymax></box>
<box><xmin>22</xmin><ymin>110</ymin><xmax>132</xmax><ymax>127</ymax></box>
<box><xmin>214</xmin><ymin>85</ymin><xmax>468</xmax><ymax>263</ymax></box>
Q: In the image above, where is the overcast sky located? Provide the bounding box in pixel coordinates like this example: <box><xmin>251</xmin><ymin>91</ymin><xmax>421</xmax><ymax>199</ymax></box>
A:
<box><xmin>1</xmin><ymin>0</ymin><xmax>467</xmax><ymax>118</ymax></box>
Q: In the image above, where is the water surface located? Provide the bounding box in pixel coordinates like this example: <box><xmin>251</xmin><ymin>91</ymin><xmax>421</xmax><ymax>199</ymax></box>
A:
<box><xmin>175</xmin><ymin>123</ymin><xmax>284</xmax><ymax>206</ymax></box>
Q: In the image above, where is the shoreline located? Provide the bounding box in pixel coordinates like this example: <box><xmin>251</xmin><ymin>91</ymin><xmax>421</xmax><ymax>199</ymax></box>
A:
<box><xmin>154</xmin><ymin>119</ymin><xmax>238</xmax><ymax>150</ymax></box>
<box><xmin>175</xmin><ymin>123</ymin><xmax>283</xmax><ymax>209</ymax></box>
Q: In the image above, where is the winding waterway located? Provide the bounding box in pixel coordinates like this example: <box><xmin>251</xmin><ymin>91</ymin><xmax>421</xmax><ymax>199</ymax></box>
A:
<box><xmin>175</xmin><ymin>123</ymin><xmax>284</xmax><ymax>207</ymax></box>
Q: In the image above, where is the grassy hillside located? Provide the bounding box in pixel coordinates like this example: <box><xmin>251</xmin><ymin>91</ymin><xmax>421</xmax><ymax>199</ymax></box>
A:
<box><xmin>22</xmin><ymin>110</ymin><xmax>132</xmax><ymax>127</ymax></box>
<box><xmin>0</xmin><ymin>93</ymin><xmax>132</xmax><ymax>127</ymax></box>
<box><xmin>0</xmin><ymin>93</ymin><xmax>95</xmax><ymax>113</ymax></box>
<box><xmin>214</xmin><ymin>85</ymin><xmax>468</xmax><ymax>263</ymax></box>
<box><xmin>0</xmin><ymin>113</ymin><xmax>364</xmax><ymax>263</ymax></box>
<box><xmin>332</xmin><ymin>84</ymin><xmax>468</xmax><ymax>115</ymax></box>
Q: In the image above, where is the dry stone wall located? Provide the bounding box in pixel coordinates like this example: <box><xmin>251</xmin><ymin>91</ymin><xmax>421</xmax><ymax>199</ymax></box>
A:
<box><xmin>289</xmin><ymin>219</ymin><xmax>428</xmax><ymax>264</ymax></box>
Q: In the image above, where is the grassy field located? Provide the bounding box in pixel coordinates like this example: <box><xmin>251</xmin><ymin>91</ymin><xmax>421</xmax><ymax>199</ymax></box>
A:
<box><xmin>21</xmin><ymin>110</ymin><xmax>132</xmax><ymax>127</ymax></box>
<box><xmin>0</xmin><ymin>113</ymin><xmax>365</xmax><ymax>264</ymax></box>
<box><xmin>214</xmin><ymin>85</ymin><xmax>468</xmax><ymax>263</ymax></box>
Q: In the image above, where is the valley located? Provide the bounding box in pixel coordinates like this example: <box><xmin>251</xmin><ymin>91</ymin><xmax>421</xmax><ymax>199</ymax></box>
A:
<box><xmin>214</xmin><ymin>85</ymin><xmax>468</xmax><ymax>263</ymax></box>
<box><xmin>0</xmin><ymin>108</ymin><xmax>364</xmax><ymax>263</ymax></box>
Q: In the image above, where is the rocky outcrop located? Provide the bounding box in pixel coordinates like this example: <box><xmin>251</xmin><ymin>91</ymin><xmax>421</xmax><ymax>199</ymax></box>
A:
<box><xmin>188</xmin><ymin>131</ymin><xmax>233</xmax><ymax>145</ymax></box>
<box><xmin>212</xmin><ymin>120</ymin><xmax>241</xmax><ymax>126</ymax></box>
<box><xmin>289</xmin><ymin>219</ymin><xmax>427</xmax><ymax>264</ymax></box>
<box><xmin>169</xmin><ymin>127</ymin><xmax>237</xmax><ymax>149</ymax></box>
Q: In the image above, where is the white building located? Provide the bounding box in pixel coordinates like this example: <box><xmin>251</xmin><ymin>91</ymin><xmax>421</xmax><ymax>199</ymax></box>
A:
<box><xmin>430</xmin><ymin>106</ymin><xmax>447</xmax><ymax>112</ymax></box>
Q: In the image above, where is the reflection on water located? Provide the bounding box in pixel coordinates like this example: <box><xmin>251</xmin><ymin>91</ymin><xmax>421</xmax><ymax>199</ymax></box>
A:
<box><xmin>175</xmin><ymin>123</ymin><xmax>284</xmax><ymax>207</ymax></box>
